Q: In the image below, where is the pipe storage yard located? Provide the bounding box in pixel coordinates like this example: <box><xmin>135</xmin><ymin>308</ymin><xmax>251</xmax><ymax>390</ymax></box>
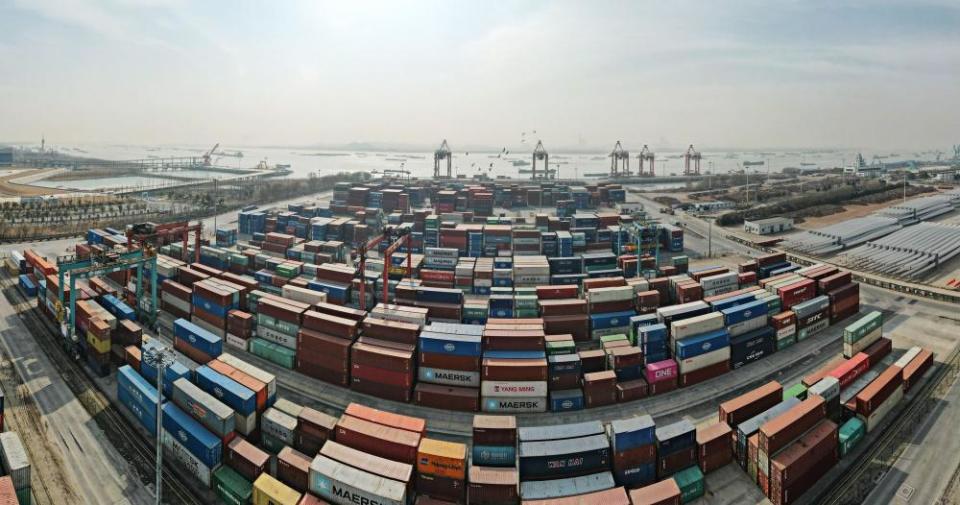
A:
<box><xmin>784</xmin><ymin>192</ymin><xmax>960</xmax><ymax>257</ymax></box>
<box><xmin>840</xmin><ymin>222</ymin><xmax>960</xmax><ymax>279</ymax></box>
<box><xmin>0</xmin><ymin>176</ymin><xmax>952</xmax><ymax>505</ymax></box>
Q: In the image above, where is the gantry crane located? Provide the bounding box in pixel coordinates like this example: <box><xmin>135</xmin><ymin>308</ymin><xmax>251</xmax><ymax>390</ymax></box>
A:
<box><xmin>434</xmin><ymin>140</ymin><xmax>453</xmax><ymax>179</ymax></box>
<box><xmin>355</xmin><ymin>227</ymin><xmax>413</xmax><ymax>311</ymax></box>
<box><xmin>610</xmin><ymin>141</ymin><xmax>630</xmax><ymax>177</ymax></box>
<box><xmin>532</xmin><ymin>140</ymin><xmax>549</xmax><ymax>180</ymax></box>
<box><xmin>683</xmin><ymin>144</ymin><xmax>702</xmax><ymax>176</ymax></box>
<box><xmin>127</xmin><ymin>221</ymin><xmax>203</xmax><ymax>264</ymax></box>
<box><xmin>639</xmin><ymin>145</ymin><xmax>655</xmax><ymax>176</ymax></box>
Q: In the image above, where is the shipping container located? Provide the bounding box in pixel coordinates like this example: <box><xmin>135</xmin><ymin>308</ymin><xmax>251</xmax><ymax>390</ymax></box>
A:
<box><xmin>520</xmin><ymin>472</ymin><xmax>615</xmax><ymax>501</ymax></box>
<box><xmin>253</xmin><ymin>473</ymin><xmax>302</xmax><ymax>505</ymax></box>
<box><xmin>518</xmin><ymin>434</ymin><xmax>610</xmax><ymax>480</ymax></box>
<box><xmin>309</xmin><ymin>455</ymin><xmax>407</xmax><ymax>505</ymax></box>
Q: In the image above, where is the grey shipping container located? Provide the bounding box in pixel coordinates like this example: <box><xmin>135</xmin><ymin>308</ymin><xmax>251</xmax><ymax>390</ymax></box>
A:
<box><xmin>309</xmin><ymin>454</ymin><xmax>407</xmax><ymax>505</ymax></box>
<box><xmin>520</xmin><ymin>471</ymin><xmax>616</xmax><ymax>500</ymax></box>
<box><xmin>0</xmin><ymin>432</ymin><xmax>30</xmax><ymax>491</ymax></box>
<box><xmin>518</xmin><ymin>421</ymin><xmax>605</xmax><ymax>442</ymax></box>
<box><xmin>261</xmin><ymin>407</ymin><xmax>297</xmax><ymax>444</ymax></box>
<box><xmin>171</xmin><ymin>378</ymin><xmax>236</xmax><ymax>438</ymax></box>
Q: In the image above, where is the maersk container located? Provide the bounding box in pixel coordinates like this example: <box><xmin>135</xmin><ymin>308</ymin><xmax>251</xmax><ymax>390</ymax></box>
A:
<box><xmin>674</xmin><ymin>329</ymin><xmax>729</xmax><ymax>360</ymax></box>
<box><xmin>174</xmin><ymin>318</ymin><xmax>223</xmax><ymax>359</ymax></box>
<box><xmin>721</xmin><ymin>300</ymin><xmax>768</xmax><ymax>326</ymax></box>
<box><xmin>655</xmin><ymin>420</ymin><xmax>696</xmax><ymax>456</ymax></box>
<box><xmin>472</xmin><ymin>445</ymin><xmax>517</xmax><ymax>467</ymax></box>
<box><xmin>672</xmin><ymin>466</ymin><xmax>704</xmax><ymax>504</ymax></box>
<box><xmin>608</xmin><ymin>415</ymin><xmax>655</xmax><ymax>452</ymax></box>
<box><xmin>482</xmin><ymin>397</ymin><xmax>547</xmax><ymax>413</ymax></box>
<box><xmin>418</xmin><ymin>367</ymin><xmax>480</xmax><ymax>387</ymax></box>
<box><xmin>195</xmin><ymin>365</ymin><xmax>257</xmax><ymax>416</ymax></box>
<box><xmin>162</xmin><ymin>429</ymin><xmax>214</xmax><ymax>487</ymax></box>
<box><xmin>590</xmin><ymin>311</ymin><xmax>636</xmax><ymax>331</ymax></box>
<box><xmin>213</xmin><ymin>465</ymin><xmax>253</xmax><ymax>505</ymax></box>
<box><xmin>309</xmin><ymin>454</ymin><xmax>406</xmax><ymax>505</ymax></box>
<box><xmin>0</xmin><ymin>432</ymin><xmax>30</xmax><ymax>493</ymax></box>
<box><xmin>161</xmin><ymin>402</ymin><xmax>222</xmax><ymax>469</ymax></box>
<box><xmin>171</xmin><ymin>378</ymin><xmax>236</xmax><ymax>439</ymax></box>
<box><xmin>249</xmin><ymin>338</ymin><xmax>295</xmax><ymax>369</ymax></box>
<box><xmin>518</xmin><ymin>434</ymin><xmax>610</xmax><ymax>480</ymax></box>
<box><xmin>549</xmin><ymin>389</ymin><xmax>584</xmax><ymax>412</ymax></box>
<box><xmin>839</xmin><ymin>417</ymin><xmax>865</xmax><ymax>456</ymax></box>
<box><xmin>520</xmin><ymin>471</ymin><xmax>616</xmax><ymax>500</ymax></box>
<box><xmin>419</xmin><ymin>332</ymin><xmax>482</xmax><ymax>357</ymax></box>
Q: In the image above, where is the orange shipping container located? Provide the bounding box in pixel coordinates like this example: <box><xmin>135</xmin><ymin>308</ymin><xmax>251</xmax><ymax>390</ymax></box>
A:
<box><xmin>417</xmin><ymin>438</ymin><xmax>467</xmax><ymax>480</ymax></box>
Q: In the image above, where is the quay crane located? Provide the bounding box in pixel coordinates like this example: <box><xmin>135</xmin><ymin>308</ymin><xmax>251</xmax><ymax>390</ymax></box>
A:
<box><xmin>609</xmin><ymin>141</ymin><xmax>630</xmax><ymax>177</ymax></box>
<box><xmin>683</xmin><ymin>144</ymin><xmax>702</xmax><ymax>176</ymax></box>
<box><xmin>531</xmin><ymin>140</ymin><xmax>549</xmax><ymax>180</ymax></box>
<box><xmin>639</xmin><ymin>145</ymin><xmax>655</xmax><ymax>176</ymax></box>
<box><xmin>202</xmin><ymin>143</ymin><xmax>220</xmax><ymax>167</ymax></box>
<box><xmin>434</xmin><ymin>140</ymin><xmax>453</xmax><ymax>179</ymax></box>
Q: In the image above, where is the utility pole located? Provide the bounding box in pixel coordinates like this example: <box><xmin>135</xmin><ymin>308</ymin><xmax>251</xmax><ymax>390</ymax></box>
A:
<box><xmin>143</xmin><ymin>342</ymin><xmax>175</xmax><ymax>505</ymax></box>
<box><xmin>708</xmin><ymin>218</ymin><xmax>713</xmax><ymax>258</ymax></box>
<box><xmin>903</xmin><ymin>173</ymin><xmax>907</xmax><ymax>203</ymax></box>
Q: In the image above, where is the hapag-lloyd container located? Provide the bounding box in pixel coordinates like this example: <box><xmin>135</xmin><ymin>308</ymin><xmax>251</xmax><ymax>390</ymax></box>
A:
<box><xmin>645</xmin><ymin>360</ymin><xmax>678</xmax><ymax>384</ymax></box>
<box><xmin>309</xmin><ymin>454</ymin><xmax>407</xmax><ymax>505</ymax></box>
<box><xmin>481</xmin><ymin>381</ymin><xmax>548</xmax><ymax>397</ymax></box>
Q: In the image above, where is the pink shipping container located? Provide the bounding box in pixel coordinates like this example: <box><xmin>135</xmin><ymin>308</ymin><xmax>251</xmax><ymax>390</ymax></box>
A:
<box><xmin>645</xmin><ymin>359</ymin><xmax>678</xmax><ymax>384</ymax></box>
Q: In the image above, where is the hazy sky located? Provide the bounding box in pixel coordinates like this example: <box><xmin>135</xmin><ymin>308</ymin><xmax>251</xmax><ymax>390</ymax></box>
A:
<box><xmin>2</xmin><ymin>0</ymin><xmax>958</xmax><ymax>150</ymax></box>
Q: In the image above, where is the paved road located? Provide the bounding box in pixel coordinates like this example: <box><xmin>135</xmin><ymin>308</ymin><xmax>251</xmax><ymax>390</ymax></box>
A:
<box><xmin>865</xmin><ymin>354</ymin><xmax>960</xmax><ymax>505</ymax></box>
<box><xmin>0</xmin><ymin>292</ymin><xmax>154</xmax><ymax>504</ymax></box>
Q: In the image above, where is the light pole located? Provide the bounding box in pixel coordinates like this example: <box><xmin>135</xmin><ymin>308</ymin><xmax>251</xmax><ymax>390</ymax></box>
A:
<box><xmin>142</xmin><ymin>341</ymin><xmax>175</xmax><ymax>505</ymax></box>
<box><xmin>708</xmin><ymin>217</ymin><xmax>713</xmax><ymax>258</ymax></box>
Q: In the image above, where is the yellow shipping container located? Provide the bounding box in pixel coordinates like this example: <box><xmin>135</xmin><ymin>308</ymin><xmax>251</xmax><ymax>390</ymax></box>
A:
<box><xmin>417</xmin><ymin>438</ymin><xmax>467</xmax><ymax>480</ymax></box>
<box><xmin>86</xmin><ymin>330</ymin><xmax>111</xmax><ymax>354</ymax></box>
<box><xmin>253</xmin><ymin>474</ymin><xmax>301</xmax><ymax>505</ymax></box>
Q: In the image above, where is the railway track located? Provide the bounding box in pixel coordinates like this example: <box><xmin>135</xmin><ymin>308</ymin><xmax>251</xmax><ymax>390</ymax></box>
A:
<box><xmin>814</xmin><ymin>343</ymin><xmax>960</xmax><ymax>505</ymax></box>
<box><xmin>0</xmin><ymin>275</ymin><xmax>203</xmax><ymax>505</ymax></box>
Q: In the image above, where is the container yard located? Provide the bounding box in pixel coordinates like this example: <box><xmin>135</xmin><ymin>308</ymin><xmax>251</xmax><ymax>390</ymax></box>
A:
<box><xmin>0</xmin><ymin>171</ymin><xmax>953</xmax><ymax>505</ymax></box>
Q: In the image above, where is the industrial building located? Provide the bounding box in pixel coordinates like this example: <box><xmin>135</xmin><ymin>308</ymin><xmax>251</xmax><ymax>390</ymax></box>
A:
<box><xmin>0</xmin><ymin>147</ymin><xmax>13</xmax><ymax>167</ymax></box>
<box><xmin>744</xmin><ymin>217</ymin><xmax>793</xmax><ymax>235</ymax></box>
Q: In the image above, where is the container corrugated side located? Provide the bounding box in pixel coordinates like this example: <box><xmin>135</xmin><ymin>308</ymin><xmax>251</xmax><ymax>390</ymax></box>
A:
<box><xmin>309</xmin><ymin>454</ymin><xmax>406</xmax><ymax>505</ymax></box>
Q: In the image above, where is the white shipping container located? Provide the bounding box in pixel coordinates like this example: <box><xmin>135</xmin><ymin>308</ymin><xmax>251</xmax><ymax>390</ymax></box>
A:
<box><xmin>162</xmin><ymin>430</ymin><xmax>213</xmax><ymax>487</ymax></box>
<box><xmin>657</xmin><ymin>301</ymin><xmax>711</xmax><ymax>322</ymax></box>
<box><xmin>677</xmin><ymin>346</ymin><xmax>731</xmax><ymax>374</ymax></box>
<box><xmin>481</xmin><ymin>381</ymin><xmax>548</xmax><ymax>398</ymax></box>
<box><xmin>626</xmin><ymin>278</ymin><xmax>650</xmax><ymax>294</ymax></box>
<box><xmin>808</xmin><ymin>376</ymin><xmax>840</xmax><ymax>401</ymax></box>
<box><xmin>727</xmin><ymin>315</ymin><xmax>768</xmax><ymax>337</ymax></box>
<box><xmin>700</xmin><ymin>272</ymin><xmax>738</xmax><ymax>291</ymax></box>
<box><xmin>843</xmin><ymin>327</ymin><xmax>882</xmax><ymax>358</ymax></box>
<box><xmin>702</xmin><ymin>285</ymin><xmax>736</xmax><ymax>298</ymax></box>
<box><xmin>225</xmin><ymin>333</ymin><xmax>249</xmax><ymax>351</ymax></box>
<box><xmin>282</xmin><ymin>285</ymin><xmax>328</xmax><ymax>306</ymax></box>
<box><xmin>309</xmin><ymin>454</ymin><xmax>407</xmax><ymax>505</ymax></box>
<box><xmin>236</xmin><ymin>411</ymin><xmax>257</xmax><ymax>436</ymax></box>
<box><xmin>798</xmin><ymin>319</ymin><xmax>830</xmax><ymax>341</ymax></box>
<box><xmin>860</xmin><ymin>385</ymin><xmax>903</xmax><ymax>432</ymax></box>
<box><xmin>894</xmin><ymin>346</ymin><xmax>923</xmax><ymax>368</ymax></box>
<box><xmin>671</xmin><ymin>312</ymin><xmax>725</xmax><ymax>340</ymax></box>
<box><xmin>590</xmin><ymin>326</ymin><xmax>632</xmax><ymax>341</ymax></box>
<box><xmin>776</xmin><ymin>325</ymin><xmax>796</xmax><ymax>339</ymax></box>
<box><xmin>161</xmin><ymin>292</ymin><xmax>192</xmax><ymax>313</ymax></box>
<box><xmin>417</xmin><ymin>367</ymin><xmax>480</xmax><ymax>387</ymax></box>
<box><xmin>0</xmin><ymin>432</ymin><xmax>30</xmax><ymax>491</ymax></box>
<box><xmin>425</xmin><ymin>247</ymin><xmax>460</xmax><ymax>258</ymax></box>
<box><xmin>258</xmin><ymin>326</ymin><xmax>298</xmax><ymax>350</ymax></box>
<box><xmin>586</xmin><ymin>286</ymin><xmax>634</xmax><ymax>304</ymax></box>
<box><xmin>370</xmin><ymin>308</ymin><xmax>427</xmax><ymax>328</ymax></box>
<box><xmin>261</xmin><ymin>407</ymin><xmax>297</xmax><ymax>444</ymax></box>
<box><xmin>217</xmin><ymin>353</ymin><xmax>278</xmax><ymax>401</ymax></box>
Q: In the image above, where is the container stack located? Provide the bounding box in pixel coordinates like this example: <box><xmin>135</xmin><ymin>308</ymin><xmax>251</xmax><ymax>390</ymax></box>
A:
<box><xmin>171</xmin><ymin>377</ymin><xmax>236</xmax><ymax>446</ymax></box>
<box><xmin>768</xmin><ymin>420</ymin><xmax>839</xmax><ymax>505</ymax></box>
<box><xmin>852</xmin><ymin>364</ymin><xmax>903</xmax><ymax>432</ymax></box>
<box><xmin>807</xmin><ymin>376</ymin><xmax>842</xmax><ymax>421</ymax></box>
<box><xmin>161</xmin><ymin>402</ymin><xmax>223</xmax><ymax>487</ymax></box>
<box><xmin>0</xmin><ymin>432</ymin><xmax>30</xmax><ymax>505</ymax></box>
<box><xmin>173</xmin><ymin>318</ymin><xmax>223</xmax><ymax>364</ymax></box>
<box><xmin>670</xmin><ymin>312</ymin><xmax>729</xmax><ymax>387</ymax></box>
<box><xmin>195</xmin><ymin>362</ymin><xmax>259</xmax><ymax>437</ymax></box>
<box><xmin>415</xmin><ymin>322</ymin><xmax>482</xmax><ymax>412</ymax></box>
<box><xmin>842</xmin><ymin>311</ymin><xmax>883</xmax><ymax>358</ymax></box>
<box><xmin>470</xmin><ymin>415</ymin><xmax>520</xmax><ymax>504</ymax></box>
<box><xmin>297</xmin><ymin>309</ymin><xmax>360</xmax><ymax>385</ymax></box>
<box><xmin>417</xmin><ymin>438</ymin><xmax>468</xmax><ymax>503</ymax></box>
<box><xmin>518</xmin><ymin>422</ymin><xmax>613</xmax><ymax>501</ymax></box>
<box><xmin>608</xmin><ymin>415</ymin><xmax>657</xmax><ymax>488</ymax></box>
<box><xmin>480</xmin><ymin>319</ymin><xmax>548</xmax><ymax>413</ymax></box>
<box><xmin>655</xmin><ymin>419</ymin><xmax>697</xmax><ymax>480</ymax></box>
<box><xmin>756</xmin><ymin>396</ymin><xmax>827</xmax><ymax>496</ymax></box>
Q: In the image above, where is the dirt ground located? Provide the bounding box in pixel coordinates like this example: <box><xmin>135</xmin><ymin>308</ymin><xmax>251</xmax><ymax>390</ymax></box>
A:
<box><xmin>0</xmin><ymin>169</ymin><xmax>62</xmax><ymax>197</ymax></box>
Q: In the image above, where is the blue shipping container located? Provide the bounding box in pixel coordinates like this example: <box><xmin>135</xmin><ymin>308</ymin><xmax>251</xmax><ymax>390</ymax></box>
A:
<box><xmin>195</xmin><ymin>366</ymin><xmax>257</xmax><ymax>416</ymax></box>
<box><xmin>483</xmin><ymin>350</ymin><xmax>546</xmax><ymax>360</ymax></box>
<box><xmin>655</xmin><ymin>420</ymin><xmax>696</xmax><ymax>456</ymax></box>
<box><xmin>118</xmin><ymin>386</ymin><xmax>158</xmax><ymax>437</ymax></box>
<box><xmin>549</xmin><ymin>389</ymin><xmax>584</xmax><ymax>412</ymax></box>
<box><xmin>590</xmin><ymin>311</ymin><xmax>636</xmax><ymax>331</ymax></box>
<box><xmin>721</xmin><ymin>300</ymin><xmax>768</xmax><ymax>326</ymax></box>
<box><xmin>709</xmin><ymin>293</ymin><xmax>757</xmax><ymax>312</ymax></box>
<box><xmin>161</xmin><ymin>402</ymin><xmax>222</xmax><ymax>468</ymax></box>
<box><xmin>418</xmin><ymin>333</ymin><xmax>482</xmax><ymax>357</ymax></box>
<box><xmin>173</xmin><ymin>318</ymin><xmax>223</xmax><ymax>358</ymax></box>
<box><xmin>614</xmin><ymin>462</ymin><xmax>656</xmax><ymax>487</ymax></box>
<box><xmin>190</xmin><ymin>293</ymin><xmax>233</xmax><ymax>318</ymax></box>
<box><xmin>637</xmin><ymin>324</ymin><xmax>668</xmax><ymax>344</ymax></box>
<box><xmin>609</xmin><ymin>415</ymin><xmax>655</xmax><ymax>451</ymax></box>
<box><xmin>472</xmin><ymin>445</ymin><xmax>517</xmax><ymax>467</ymax></box>
<box><xmin>674</xmin><ymin>329</ymin><xmax>730</xmax><ymax>360</ymax></box>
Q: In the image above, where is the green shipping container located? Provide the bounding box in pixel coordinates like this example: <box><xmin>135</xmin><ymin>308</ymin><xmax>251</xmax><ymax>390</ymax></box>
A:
<box><xmin>600</xmin><ymin>334</ymin><xmax>628</xmax><ymax>344</ymax></box>
<box><xmin>514</xmin><ymin>287</ymin><xmax>537</xmax><ymax>296</ymax></box>
<box><xmin>546</xmin><ymin>341</ymin><xmax>576</xmax><ymax>356</ymax></box>
<box><xmin>275</xmin><ymin>266</ymin><xmax>298</xmax><ymax>279</ymax></box>
<box><xmin>783</xmin><ymin>383</ymin><xmax>807</xmax><ymax>401</ymax></box>
<box><xmin>839</xmin><ymin>417</ymin><xmax>866</xmax><ymax>457</ymax></box>
<box><xmin>515</xmin><ymin>308</ymin><xmax>539</xmax><ymax>318</ymax></box>
<box><xmin>250</xmin><ymin>338</ymin><xmax>296</xmax><ymax>369</ymax></box>
<box><xmin>672</xmin><ymin>255</ymin><xmax>689</xmax><ymax>266</ymax></box>
<box><xmin>256</xmin><ymin>313</ymin><xmax>299</xmax><ymax>336</ymax></box>
<box><xmin>16</xmin><ymin>488</ymin><xmax>30</xmax><ymax>505</ymax></box>
<box><xmin>844</xmin><ymin>311</ymin><xmax>883</xmax><ymax>344</ymax></box>
<box><xmin>260</xmin><ymin>433</ymin><xmax>286</xmax><ymax>454</ymax></box>
<box><xmin>673</xmin><ymin>466</ymin><xmax>705</xmax><ymax>504</ymax></box>
<box><xmin>514</xmin><ymin>295</ymin><xmax>539</xmax><ymax>309</ymax></box>
<box><xmin>213</xmin><ymin>465</ymin><xmax>253</xmax><ymax>505</ymax></box>
<box><xmin>776</xmin><ymin>335</ymin><xmax>796</xmax><ymax>351</ymax></box>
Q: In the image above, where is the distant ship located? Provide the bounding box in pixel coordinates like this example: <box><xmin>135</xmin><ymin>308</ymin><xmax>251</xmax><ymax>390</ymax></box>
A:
<box><xmin>800</xmin><ymin>162</ymin><xmax>817</xmax><ymax>166</ymax></box>
<box><xmin>743</xmin><ymin>161</ymin><xmax>765</xmax><ymax>166</ymax></box>
<box><xmin>512</xmin><ymin>160</ymin><xmax>531</xmax><ymax>167</ymax></box>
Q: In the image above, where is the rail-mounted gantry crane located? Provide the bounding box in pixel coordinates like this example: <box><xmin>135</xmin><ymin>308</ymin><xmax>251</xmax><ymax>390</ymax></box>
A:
<box><xmin>434</xmin><ymin>140</ymin><xmax>453</xmax><ymax>179</ymax></box>
<box><xmin>355</xmin><ymin>226</ymin><xmax>413</xmax><ymax>311</ymax></box>
<box><xmin>639</xmin><ymin>145</ymin><xmax>655</xmax><ymax>176</ymax></box>
<box><xmin>610</xmin><ymin>141</ymin><xmax>630</xmax><ymax>177</ymax></box>
<box><xmin>683</xmin><ymin>144</ymin><xmax>702</xmax><ymax>176</ymax></box>
<box><xmin>531</xmin><ymin>140</ymin><xmax>549</xmax><ymax>180</ymax></box>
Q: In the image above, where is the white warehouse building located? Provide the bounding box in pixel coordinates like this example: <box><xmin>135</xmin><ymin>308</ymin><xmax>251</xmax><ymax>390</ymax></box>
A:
<box><xmin>744</xmin><ymin>217</ymin><xmax>794</xmax><ymax>235</ymax></box>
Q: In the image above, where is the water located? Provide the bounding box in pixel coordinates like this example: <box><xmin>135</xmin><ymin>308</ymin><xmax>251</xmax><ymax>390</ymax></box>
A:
<box><xmin>31</xmin><ymin>176</ymin><xmax>177</xmax><ymax>191</ymax></box>
<box><xmin>45</xmin><ymin>143</ymin><xmax>945</xmax><ymax>181</ymax></box>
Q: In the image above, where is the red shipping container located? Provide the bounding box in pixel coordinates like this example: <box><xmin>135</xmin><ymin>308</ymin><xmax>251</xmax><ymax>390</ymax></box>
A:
<box><xmin>901</xmin><ymin>349</ymin><xmax>933</xmax><ymax>392</ymax></box>
<box><xmin>538</xmin><ymin>299</ymin><xmax>587</xmax><ymax>316</ymax></box>
<box><xmin>344</xmin><ymin>403</ymin><xmax>425</xmax><ymax>434</ymax></box>
<box><xmin>802</xmin><ymin>357</ymin><xmax>846</xmax><ymax>388</ymax></box>
<box><xmin>302</xmin><ymin>310</ymin><xmax>359</xmax><ymax>339</ymax></box>
<box><xmin>481</xmin><ymin>359</ymin><xmax>547</xmax><ymax>381</ymax></box>
<box><xmin>818</xmin><ymin>271</ymin><xmax>852</xmax><ymax>294</ymax></box>
<box><xmin>855</xmin><ymin>365</ymin><xmax>903</xmax><ymax>417</ymax></box>
<box><xmin>828</xmin><ymin>353</ymin><xmax>869</xmax><ymax>389</ymax></box>
<box><xmin>617</xmin><ymin>379</ymin><xmax>648</xmax><ymax>402</ymax></box>
<box><xmin>536</xmin><ymin>285</ymin><xmax>579</xmax><ymax>299</ymax></box>
<box><xmin>277</xmin><ymin>446</ymin><xmax>311</xmax><ymax>492</ymax></box>
<box><xmin>862</xmin><ymin>337</ymin><xmax>892</xmax><ymax>368</ymax></box>
<box><xmin>658</xmin><ymin>447</ymin><xmax>696</xmax><ymax>478</ymax></box>
<box><xmin>629</xmin><ymin>480</ymin><xmax>680</xmax><ymax>505</ymax></box>
<box><xmin>777</xmin><ymin>279</ymin><xmax>815</xmax><ymax>308</ymax></box>
<box><xmin>719</xmin><ymin>381</ymin><xmax>783</xmax><ymax>427</ymax></box>
<box><xmin>226</xmin><ymin>437</ymin><xmax>269</xmax><ymax>483</ymax></box>
<box><xmin>679</xmin><ymin>360</ymin><xmax>729</xmax><ymax>387</ymax></box>
<box><xmin>759</xmin><ymin>396</ymin><xmax>826</xmax><ymax>455</ymax></box>
<box><xmin>770</xmin><ymin>311</ymin><xmax>796</xmax><ymax>330</ymax></box>
<box><xmin>335</xmin><ymin>415</ymin><xmax>421</xmax><ymax>464</ymax></box>
<box><xmin>414</xmin><ymin>383</ymin><xmax>479</xmax><ymax>412</ymax></box>
<box><xmin>697</xmin><ymin>422</ymin><xmax>733</xmax><ymax>474</ymax></box>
